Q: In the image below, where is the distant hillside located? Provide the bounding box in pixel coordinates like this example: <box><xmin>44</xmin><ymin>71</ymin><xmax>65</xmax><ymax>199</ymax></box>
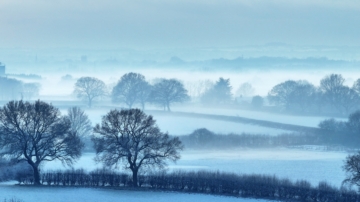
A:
<box><xmin>160</xmin><ymin>56</ymin><xmax>358</xmax><ymax>71</ymax></box>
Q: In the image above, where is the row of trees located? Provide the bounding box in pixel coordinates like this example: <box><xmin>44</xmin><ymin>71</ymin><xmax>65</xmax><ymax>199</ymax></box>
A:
<box><xmin>0</xmin><ymin>100</ymin><xmax>182</xmax><ymax>186</ymax></box>
<box><xmin>268</xmin><ymin>74</ymin><xmax>360</xmax><ymax>115</ymax></box>
<box><xmin>0</xmin><ymin>77</ymin><xmax>40</xmax><ymax>100</ymax></box>
<box><xmin>73</xmin><ymin>73</ymin><xmax>189</xmax><ymax>111</ymax></box>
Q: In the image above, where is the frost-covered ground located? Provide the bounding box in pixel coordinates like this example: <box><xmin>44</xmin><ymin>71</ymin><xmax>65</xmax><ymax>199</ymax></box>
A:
<box><xmin>44</xmin><ymin>148</ymin><xmax>348</xmax><ymax>187</ymax></box>
<box><xmin>54</xmin><ymin>107</ymin><xmax>349</xmax><ymax>189</ymax></box>
<box><xmin>0</xmin><ymin>183</ymin><xmax>273</xmax><ymax>202</ymax></box>
<box><xmin>67</xmin><ymin>109</ymin><xmax>293</xmax><ymax>136</ymax></box>
<box><xmin>170</xmin><ymin>106</ymin><xmax>347</xmax><ymax>128</ymax></box>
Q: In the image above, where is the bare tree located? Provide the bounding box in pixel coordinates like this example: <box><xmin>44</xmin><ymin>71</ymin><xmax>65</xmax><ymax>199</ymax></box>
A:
<box><xmin>73</xmin><ymin>77</ymin><xmax>107</xmax><ymax>108</ymax></box>
<box><xmin>67</xmin><ymin>107</ymin><xmax>92</xmax><ymax>137</ymax></box>
<box><xmin>343</xmin><ymin>151</ymin><xmax>360</xmax><ymax>188</ymax></box>
<box><xmin>0</xmin><ymin>100</ymin><xmax>84</xmax><ymax>185</ymax></box>
<box><xmin>320</xmin><ymin>74</ymin><xmax>345</xmax><ymax>109</ymax></box>
<box><xmin>92</xmin><ymin>109</ymin><xmax>183</xmax><ymax>187</ymax></box>
<box><xmin>150</xmin><ymin>79</ymin><xmax>189</xmax><ymax>111</ymax></box>
<box><xmin>112</xmin><ymin>72</ymin><xmax>151</xmax><ymax>109</ymax></box>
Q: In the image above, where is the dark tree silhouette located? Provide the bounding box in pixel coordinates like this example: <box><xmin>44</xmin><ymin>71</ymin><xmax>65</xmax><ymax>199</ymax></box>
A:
<box><xmin>343</xmin><ymin>151</ymin><xmax>360</xmax><ymax>187</ymax></box>
<box><xmin>112</xmin><ymin>72</ymin><xmax>151</xmax><ymax>109</ymax></box>
<box><xmin>150</xmin><ymin>79</ymin><xmax>189</xmax><ymax>111</ymax></box>
<box><xmin>201</xmin><ymin>77</ymin><xmax>232</xmax><ymax>105</ymax></box>
<box><xmin>73</xmin><ymin>77</ymin><xmax>107</xmax><ymax>108</ymax></box>
<box><xmin>92</xmin><ymin>109</ymin><xmax>183</xmax><ymax>187</ymax></box>
<box><xmin>0</xmin><ymin>100</ymin><xmax>83</xmax><ymax>185</ymax></box>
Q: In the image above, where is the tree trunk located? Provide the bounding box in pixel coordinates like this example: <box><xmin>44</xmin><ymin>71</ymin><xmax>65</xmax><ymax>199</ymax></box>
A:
<box><xmin>31</xmin><ymin>163</ymin><xmax>41</xmax><ymax>185</ymax></box>
<box><xmin>132</xmin><ymin>168</ymin><xmax>138</xmax><ymax>187</ymax></box>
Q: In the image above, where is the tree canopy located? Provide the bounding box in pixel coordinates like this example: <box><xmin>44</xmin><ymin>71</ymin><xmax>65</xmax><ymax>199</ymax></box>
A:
<box><xmin>112</xmin><ymin>72</ymin><xmax>151</xmax><ymax>109</ymax></box>
<box><xmin>92</xmin><ymin>108</ymin><xmax>183</xmax><ymax>187</ymax></box>
<box><xmin>150</xmin><ymin>79</ymin><xmax>189</xmax><ymax>111</ymax></box>
<box><xmin>73</xmin><ymin>77</ymin><xmax>107</xmax><ymax>108</ymax></box>
<box><xmin>0</xmin><ymin>100</ymin><xmax>83</xmax><ymax>185</ymax></box>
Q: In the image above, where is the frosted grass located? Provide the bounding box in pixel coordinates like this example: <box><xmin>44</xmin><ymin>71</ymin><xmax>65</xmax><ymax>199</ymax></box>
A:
<box><xmin>0</xmin><ymin>184</ymin><xmax>273</xmax><ymax>202</ymax></box>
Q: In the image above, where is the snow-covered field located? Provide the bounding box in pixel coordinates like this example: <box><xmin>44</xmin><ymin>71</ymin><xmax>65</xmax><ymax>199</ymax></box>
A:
<box><xmin>53</xmin><ymin>107</ymin><xmax>350</xmax><ymax>189</ymax></box>
<box><xmin>70</xmin><ymin>108</ymin><xmax>293</xmax><ymax>136</ymax></box>
<box><xmin>170</xmin><ymin>106</ymin><xmax>347</xmax><ymax>128</ymax></box>
<box><xmin>44</xmin><ymin>148</ymin><xmax>348</xmax><ymax>187</ymax></box>
<box><xmin>0</xmin><ymin>183</ymin><xmax>273</xmax><ymax>202</ymax></box>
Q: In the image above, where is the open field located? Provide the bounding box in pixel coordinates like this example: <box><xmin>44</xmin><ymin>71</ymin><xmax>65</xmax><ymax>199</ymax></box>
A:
<box><xmin>44</xmin><ymin>148</ymin><xmax>348</xmax><ymax>187</ymax></box>
<box><xmin>0</xmin><ymin>182</ymin><xmax>273</xmax><ymax>202</ymax></box>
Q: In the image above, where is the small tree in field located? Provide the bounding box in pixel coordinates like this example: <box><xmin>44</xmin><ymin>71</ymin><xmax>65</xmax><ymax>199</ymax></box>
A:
<box><xmin>0</xmin><ymin>100</ymin><xmax>83</xmax><ymax>185</ymax></box>
<box><xmin>150</xmin><ymin>79</ymin><xmax>189</xmax><ymax>111</ymax></box>
<box><xmin>111</xmin><ymin>72</ymin><xmax>151</xmax><ymax>109</ymax></box>
<box><xmin>92</xmin><ymin>108</ymin><xmax>183</xmax><ymax>187</ymax></box>
<box><xmin>73</xmin><ymin>77</ymin><xmax>107</xmax><ymax>108</ymax></box>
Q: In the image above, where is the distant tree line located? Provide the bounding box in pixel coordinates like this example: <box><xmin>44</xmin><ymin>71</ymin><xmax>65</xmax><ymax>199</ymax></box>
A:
<box><xmin>179</xmin><ymin>128</ymin><xmax>357</xmax><ymax>150</ymax></box>
<box><xmin>9</xmin><ymin>168</ymin><xmax>360</xmax><ymax>202</ymax></box>
<box><xmin>74</xmin><ymin>73</ymin><xmax>189</xmax><ymax>111</ymax></box>
<box><xmin>0</xmin><ymin>77</ymin><xmax>40</xmax><ymax>101</ymax></box>
<box><xmin>268</xmin><ymin>74</ymin><xmax>360</xmax><ymax>115</ymax></box>
<box><xmin>72</xmin><ymin>72</ymin><xmax>360</xmax><ymax>116</ymax></box>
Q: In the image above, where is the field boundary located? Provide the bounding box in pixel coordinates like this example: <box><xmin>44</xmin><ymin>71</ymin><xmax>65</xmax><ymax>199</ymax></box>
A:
<box><xmin>147</xmin><ymin>110</ymin><xmax>324</xmax><ymax>134</ymax></box>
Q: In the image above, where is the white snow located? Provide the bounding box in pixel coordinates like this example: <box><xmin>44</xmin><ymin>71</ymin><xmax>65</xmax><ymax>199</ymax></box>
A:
<box><xmin>0</xmin><ymin>183</ymin><xmax>274</xmax><ymax>202</ymax></box>
<box><xmin>44</xmin><ymin>148</ymin><xmax>348</xmax><ymax>187</ymax></box>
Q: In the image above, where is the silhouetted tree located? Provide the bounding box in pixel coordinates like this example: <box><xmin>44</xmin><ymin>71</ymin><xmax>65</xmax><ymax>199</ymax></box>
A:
<box><xmin>201</xmin><ymin>77</ymin><xmax>232</xmax><ymax>105</ymax></box>
<box><xmin>0</xmin><ymin>100</ymin><xmax>84</xmax><ymax>185</ymax></box>
<box><xmin>150</xmin><ymin>79</ymin><xmax>189</xmax><ymax>111</ymax></box>
<box><xmin>73</xmin><ymin>77</ymin><xmax>107</xmax><ymax>108</ymax></box>
<box><xmin>92</xmin><ymin>109</ymin><xmax>183</xmax><ymax>187</ymax></box>
<box><xmin>343</xmin><ymin>151</ymin><xmax>360</xmax><ymax>188</ymax></box>
<box><xmin>112</xmin><ymin>72</ymin><xmax>151</xmax><ymax>109</ymax></box>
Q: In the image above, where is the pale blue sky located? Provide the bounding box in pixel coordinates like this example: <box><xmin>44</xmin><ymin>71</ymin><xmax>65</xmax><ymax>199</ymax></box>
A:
<box><xmin>0</xmin><ymin>0</ymin><xmax>359</xmax><ymax>49</ymax></box>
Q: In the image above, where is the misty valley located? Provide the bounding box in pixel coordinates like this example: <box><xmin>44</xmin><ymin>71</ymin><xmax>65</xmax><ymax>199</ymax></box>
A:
<box><xmin>0</xmin><ymin>67</ymin><xmax>359</xmax><ymax>202</ymax></box>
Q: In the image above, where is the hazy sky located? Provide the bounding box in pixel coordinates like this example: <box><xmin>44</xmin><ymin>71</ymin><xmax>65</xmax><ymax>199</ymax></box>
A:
<box><xmin>0</xmin><ymin>0</ymin><xmax>359</xmax><ymax>49</ymax></box>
